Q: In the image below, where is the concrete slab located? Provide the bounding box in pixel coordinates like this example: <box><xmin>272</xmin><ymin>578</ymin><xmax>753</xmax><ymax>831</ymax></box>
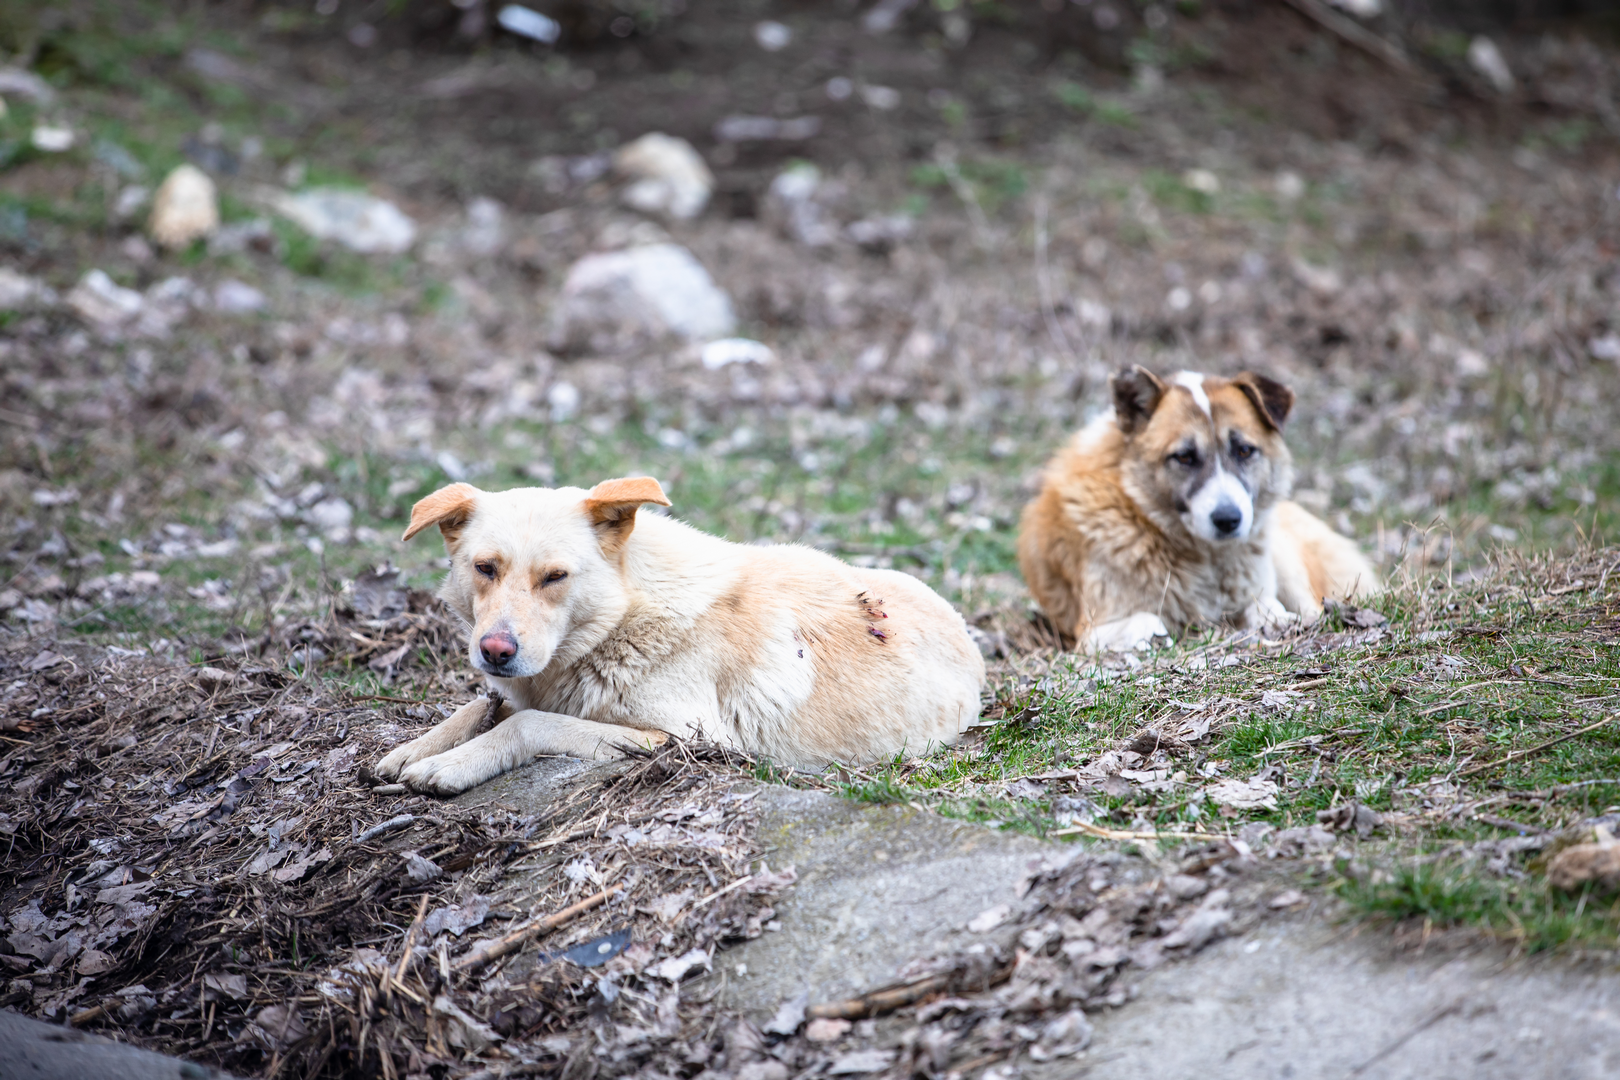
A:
<box><xmin>720</xmin><ymin>787</ymin><xmax>1049</xmax><ymax>1016</ymax></box>
<box><xmin>1067</xmin><ymin>919</ymin><xmax>1620</xmax><ymax>1080</ymax></box>
<box><xmin>0</xmin><ymin>1008</ymin><xmax>239</xmax><ymax>1080</ymax></box>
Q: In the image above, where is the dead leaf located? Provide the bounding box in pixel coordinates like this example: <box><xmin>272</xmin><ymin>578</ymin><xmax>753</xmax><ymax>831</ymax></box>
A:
<box><xmin>764</xmin><ymin>990</ymin><xmax>807</xmax><ymax>1036</ymax></box>
<box><xmin>203</xmin><ymin>972</ymin><xmax>249</xmax><ymax>1000</ymax></box>
<box><xmin>828</xmin><ymin>1049</ymin><xmax>896</xmax><ymax>1074</ymax></box>
<box><xmin>422</xmin><ymin>896</ymin><xmax>491</xmax><ymax>938</ymax></box>
<box><xmin>246</xmin><ymin>1004</ymin><xmax>309</xmax><ymax>1051</ymax></box>
<box><xmin>805</xmin><ymin>1017</ymin><xmax>851</xmax><ymax>1042</ymax></box>
<box><xmin>1206</xmin><ymin>778</ymin><xmax>1279</xmax><ymax>810</ymax></box>
<box><xmin>1548</xmin><ymin>843</ymin><xmax>1620</xmax><ymax>892</ymax></box>
<box><xmin>403</xmin><ymin>851</ymin><xmax>442</xmax><ymax>883</ymax></box>
<box><xmin>645</xmin><ymin>947</ymin><xmax>710</xmax><ymax>982</ymax></box>
<box><xmin>77</xmin><ymin>947</ymin><xmax>116</xmax><ymax>975</ymax></box>
<box><xmin>433</xmin><ymin>994</ymin><xmax>501</xmax><ymax>1053</ymax></box>
<box><xmin>967</xmin><ymin>903</ymin><xmax>1010</xmax><ymax>933</ymax></box>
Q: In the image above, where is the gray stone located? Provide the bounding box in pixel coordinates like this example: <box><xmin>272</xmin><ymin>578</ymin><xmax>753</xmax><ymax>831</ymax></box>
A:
<box><xmin>719</xmin><ymin>788</ymin><xmax>1047</xmax><ymax>1016</ymax></box>
<box><xmin>548</xmin><ymin>243</ymin><xmax>736</xmax><ymax>353</ymax></box>
<box><xmin>0</xmin><ymin>1008</ymin><xmax>240</xmax><ymax>1080</ymax></box>
<box><xmin>1060</xmin><ymin>917</ymin><xmax>1620</xmax><ymax>1079</ymax></box>
<box><xmin>271</xmin><ymin>188</ymin><xmax>417</xmax><ymax>254</ymax></box>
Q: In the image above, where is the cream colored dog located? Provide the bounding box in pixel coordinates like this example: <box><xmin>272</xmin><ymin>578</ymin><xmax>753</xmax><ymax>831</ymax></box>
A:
<box><xmin>375</xmin><ymin>477</ymin><xmax>985</xmax><ymax>794</ymax></box>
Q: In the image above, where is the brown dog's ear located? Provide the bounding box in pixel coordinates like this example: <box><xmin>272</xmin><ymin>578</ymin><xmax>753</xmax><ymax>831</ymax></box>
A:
<box><xmin>402</xmin><ymin>483</ymin><xmax>479</xmax><ymax>543</ymax></box>
<box><xmin>583</xmin><ymin>477</ymin><xmax>672</xmax><ymax>552</ymax></box>
<box><xmin>1231</xmin><ymin>372</ymin><xmax>1295</xmax><ymax>430</ymax></box>
<box><xmin>1111</xmin><ymin>366</ymin><xmax>1166</xmax><ymax>435</ymax></box>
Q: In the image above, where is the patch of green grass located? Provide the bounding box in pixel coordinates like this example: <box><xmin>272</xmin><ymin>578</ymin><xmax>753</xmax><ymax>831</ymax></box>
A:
<box><xmin>1049</xmin><ymin>80</ymin><xmax>1138</xmax><ymax>128</ymax></box>
<box><xmin>1143</xmin><ymin>168</ymin><xmax>1213</xmax><ymax>215</ymax></box>
<box><xmin>1337</xmin><ymin>861</ymin><xmax>1620</xmax><ymax>953</ymax></box>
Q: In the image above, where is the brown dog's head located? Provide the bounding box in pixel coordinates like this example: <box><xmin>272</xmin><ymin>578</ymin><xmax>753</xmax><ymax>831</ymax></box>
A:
<box><xmin>1110</xmin><ymin>366</ymin><xmax>1295</xmax><ymax>543</ymax></box>
<box><xmin>402</xmin><ymin>477</ymin><xmax>671</xmax><ymax>679</ymax></box>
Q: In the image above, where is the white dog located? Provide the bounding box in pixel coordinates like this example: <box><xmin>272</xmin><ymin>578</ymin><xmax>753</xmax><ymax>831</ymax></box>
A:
<box><xmin>375</xmin><ymin>478</ymin><xmax>985</xmax><ymax>794</ymax></box>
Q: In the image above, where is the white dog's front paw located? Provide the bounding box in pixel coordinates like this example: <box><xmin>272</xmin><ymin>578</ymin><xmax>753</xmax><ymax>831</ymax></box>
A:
<box><xmin>1246</xmin><ymin>595</ymin><xmax>1298</xmax><ymax>630</ymax></box>
<box><xmin>1084</xmin><ymin>612</ymin><xmax>1170</xmax><ymax>653</ymax></box>
<box><xmin>398</xmin><ymin>745</ymin><xmax>509</xmax><ymax>796</ymax></box>
<box><xmin>375</xmin><ymin>736</ymin><xmax>439</xmax><ymax>782</ymax></box>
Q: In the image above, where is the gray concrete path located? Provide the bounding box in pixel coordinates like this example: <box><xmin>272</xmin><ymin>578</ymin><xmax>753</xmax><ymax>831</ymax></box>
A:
<box><xmin>1073</xmin><ymin>920</ymin><xmax>1620</xmax><ymax>1080</ymax></box>
<box><xmin>0</xmin><ymin>1008</ymin><xmax>238</xmax><ymax>1080</ymax></box>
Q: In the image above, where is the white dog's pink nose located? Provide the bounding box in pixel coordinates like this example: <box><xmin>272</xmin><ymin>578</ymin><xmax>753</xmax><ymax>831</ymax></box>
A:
<box><xmin>479</xmin><ymin>631</ymin><xmax>517</xmax><ymax>667</ymax></box>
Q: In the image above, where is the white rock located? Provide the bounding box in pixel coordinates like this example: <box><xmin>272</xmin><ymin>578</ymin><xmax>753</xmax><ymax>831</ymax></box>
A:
<box><xmin>272</xmin><ymin>188</ymin><xmax>417</xmax><ymax>254</ymax></box>
<box><xmin>549</xmin><ymin>243</ymin><xmax>736</xmax><ymax>352</ymax></box>
<box><xmin>1182</xmin><ymin>168</ymin><xmax>1220</xmax><ymax>194</ymax></box>
<box><xmin>67</xmin><ymin>270</ymin><xmax>145</xmax><ymax>329</ymax></box>
<box><xmin>0</xmin><ymin>67</ymin><xmax>55</xmax><ymax>104</ymax></box>
<box><xmin>764</xmin><ymin>162</ymin><xmax>837</xmax><ymax>247</ymax></box>
<box><xmin>1468</xmin><ymin>36</ymin><xmax>1514</xmax><ymax>94</ymax></box>
<box><xmin>114</xmin><ymin>185</ymin><xmax>151</xmax><ymax>221</ymax></box>
<box><xmin>1327</xmin><ymin>0</ymin><xmax>1381</xmax><ymax>16</ymax></box>
<box><xmin>614</xmin><ymin>133</ymin><xmax>713</xmax><ymax>220</ymax></box>
<box><xmin>700</xmin><ymin>338</ymin><xmax>773</xmax><ymax>370</ymax></box>
<box><xmin>496</xmin><ymin>4</ymin><xmax>560</xmax><ymax>43</ymax></box>
<box><xmin>859</xmin><ymin>84</ymin><xmax>901</xmax><ymax>111</ymax></box>
<box><xmin>459</xmin><ymin>196</ymin><xmax>507</xmax><ymax>257</ymax></box>
<box><xmin>30</xmin><ymin>125</ymin><xmax>74</xmax><ymax>152</ymax></box>
<box><xmin>148</xmin><ymin>165</ymin><xmax>219</xmax><ymax>249</ymax></box>
<box><xmin>213</xmin><ymin>280</ymin><xmax>267</xmax><ymax>314</ymax></box>
<box><xmin>1274</xmin><ymin>170</ymin><xmax>1306</xmax><ymax>202</ymax></box>
<box><xmin>753</xmin><ymin>20</ymin><xmax>792</xmax><ymax>51</ymax></box>
<box><xmin>307</xmin><ymin>497</ymin><xmax>354</xmax><ymax>534</ymax></box>
<box><xmin>1587</xmin><ymin>335</ymin><xmax>1620</xmax><ymax>363</ymax></box>
<box><xmin>547</xmin><ymin>381</ymin><xmax>580</xmax><ymax>423</ymax></box>
<box><xmin>0</xmin><ymin>268</ymin><xmax>51</xmax><ymax>311</ymax></box>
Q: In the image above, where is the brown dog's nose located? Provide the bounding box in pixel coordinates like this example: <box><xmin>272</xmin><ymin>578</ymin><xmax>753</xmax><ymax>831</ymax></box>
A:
<box><xmin>479</xmin><ymin>632</ymin><xmax>518</xmax><ymax>667</ymax></box>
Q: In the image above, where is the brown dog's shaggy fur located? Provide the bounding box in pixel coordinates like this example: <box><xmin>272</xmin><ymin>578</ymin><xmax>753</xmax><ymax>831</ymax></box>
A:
<box><xmin>1018</xmin><ymin>367</ymin><xmax>1378</xmax><ymax>651</ymax></box>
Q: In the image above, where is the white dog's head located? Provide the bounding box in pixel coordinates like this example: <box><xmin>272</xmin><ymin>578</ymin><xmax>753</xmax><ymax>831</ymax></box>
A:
<box><xmin>402</xmin><ymin>477</ymin><xmax>671</xmax><ymax>679</ymax></box>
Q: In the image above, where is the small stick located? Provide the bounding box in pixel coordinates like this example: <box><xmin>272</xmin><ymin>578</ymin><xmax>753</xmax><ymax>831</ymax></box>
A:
<box><xmin>356</xmin><ymin>815</ymin><xmax>415</xmax><ymax>844</ymax></box>
<box><xmin>805</xmin><ymin>973</ymin><xmax>952</xmax><ymax>1021</ymax></box>
<box><xmin>1278</xmin><ymin>0</ymin><xmax>1417</xmax><ymax>75</ymax></box>
<box><xmin>394</xmin><ymin>893</ymin><xmax>431</xmax><ymax>984</ymax></box>
<box><xmin>690</xmin><ymin>874</ymin><xmax>754</xmax><ymax>911</ymax></box>
<box><xmin>1050</xmin><ymin>821</ymin><xmax>1224</xmax><ymax>842</ymax></box>
<box><xmin>1458</xmin><ymin>715</ymin><xmax>1616</xmax><ymax>778</ymax></box>
<box><xmin>453</xmin><ymin>884</ymin><xmax>621</xmax><ymax>971</ymax></box>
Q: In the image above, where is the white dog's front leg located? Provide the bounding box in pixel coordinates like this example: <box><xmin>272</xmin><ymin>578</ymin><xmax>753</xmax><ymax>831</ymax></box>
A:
<box><xmin>1083</xmin><ymin>612</ymin><xmax>1170</xmax><ymax>653</ymax></box>
<box><xmin>1242</xmin><ymin>593</ymin><xmax>1298</xmax><ymax>630</ymax></box>
<box><xmin>397</xmin><ymin>710</ymin><xmax>669</xmax><ymax>795</ymax></box>
<box><xmin>375</xmin><ymin>695</ymin><xmax>505</xmax><ymax>781</ymax></box>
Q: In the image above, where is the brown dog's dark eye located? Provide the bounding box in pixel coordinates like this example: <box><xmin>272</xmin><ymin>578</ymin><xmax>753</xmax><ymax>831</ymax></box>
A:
<box><xmin>543</xmin><ymin>570</ymin><xmax>568</xmax><ymax>585</ymax></box>
<box><xmin>1169</xmin><ymin>447</ymin><xmax>1199</xmax><ymax>467</ymax></box>
<box><xmin>1230</xmin><ymin>439</ymin><xmax>1257</xmax><ymax>461</ymax></box>
<box><xmin>475</xmin><ymin>561</ymin><xmax>496</xmax><ymax>579</ymax></box>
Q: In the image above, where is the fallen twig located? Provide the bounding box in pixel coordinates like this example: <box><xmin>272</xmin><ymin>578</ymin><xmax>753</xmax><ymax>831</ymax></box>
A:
<box><xmin>1050</xmin><ymin>821</ymin><xmax>1224</xmax><ymax>842</ymax></box>
<box><xmin>454</xmin><ymin>884</ymin><xmax>621</xmax><ymax>971</ymax></box>
<box><xmin>1457</xmin><ymin>715</ymin><xmax>1616</xmax><ymax>778</ymax></box>
<box><xmin>806</xmin><ymin>973</ymin><xmax>954</xmax><ymax>1020</ymax></box>
<box><xmin>356</xmin><ymin>814</ymin><xmax>416</xmax><ymax>844</ymax></box>
<box><xmin>1278</xmin><ymin>0</ymin><xmax>1416</xmax><ymax>76</ymax></box>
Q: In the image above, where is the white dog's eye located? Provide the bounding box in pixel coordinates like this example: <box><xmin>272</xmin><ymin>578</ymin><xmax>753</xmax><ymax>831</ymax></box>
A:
<box><xmin>1230</xmin><ymin>437</ymin><xmax>1257</xmax><ymax>461</ymax></box>
<box><xmin>475</xmin><ymin>561</ymin><xmax>497</xmax><ymax>578</ymax></box>
<box><xmin>543</xmin><ymin>570</ymin><xmax>568</xmax><ymax>585</ymax></box>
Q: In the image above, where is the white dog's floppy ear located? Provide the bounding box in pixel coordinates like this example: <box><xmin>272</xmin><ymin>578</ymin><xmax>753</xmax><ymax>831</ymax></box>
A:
<box><xmin>402</xmin><ymin>483</ymin><xmax>480</xmax><ymax>543</ymax></box>
<box><xmin>1111</xmin><ymin>365</ymin><xmax>1166</xmax><ymax>435</ymax></box>
<box><xmin>584</xmin><ymin>476</ymin><xmax>671</xmax><ymax>553</ymax></box>
<box><xmin>1231</xmin><ymin>371</ymin><xmax>1295</xmax><ymax>430</ymax></box>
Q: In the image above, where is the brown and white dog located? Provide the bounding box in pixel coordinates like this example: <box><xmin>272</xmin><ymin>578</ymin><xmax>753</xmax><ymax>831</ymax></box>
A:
<box><xmin>1018</xmin><ymin>367</ymin><xmax>1378</xmax><ymax>652</ymax></box>
<box><xmin>375</xmin><ymin>477</ymin><xmax>985</xmax><ymax>794</ymax></box>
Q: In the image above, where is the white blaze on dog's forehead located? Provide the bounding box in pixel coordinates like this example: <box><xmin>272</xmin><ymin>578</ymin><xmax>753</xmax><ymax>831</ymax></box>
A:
<box><xmin>1170</xmin><ymin>371</ymin><xmax>1212</xmax><ymax>418</ymax></box>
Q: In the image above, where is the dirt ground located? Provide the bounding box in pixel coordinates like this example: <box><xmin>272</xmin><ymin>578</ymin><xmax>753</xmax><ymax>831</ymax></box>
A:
<box><xmin>3</xmin><ymin>1</ymin><xmax>1620</xmax><ymax>1077</ymax></box>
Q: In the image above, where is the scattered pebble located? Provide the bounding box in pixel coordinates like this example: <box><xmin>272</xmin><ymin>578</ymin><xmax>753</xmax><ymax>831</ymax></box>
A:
<box><xmin>30</xmin><ymin>125</ymin><xmax>74</xmax><ymax>153</ymax></box>
<box><xmin>614</xmin><ymin>132</ymin><xmax>713</xmax><ymax>220</ymax></box>
<box><xmin>148</xmin><ymin>164</ymin><xmax>219</xmax><ymax>249</ymax></box>
<box><xmin>753</xmin><ymin>20</ymin><xmax>792</xmax><ymax>51</ymax></box>
<box><xmin>271</xmin><ymin>188</ymin><xmax>417</xmax><ymax>254</ymax></box>
<box><xmin>548</xmin><ymin>243</ymin><xmax>736</xmax><ymax>351</ymax></box>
